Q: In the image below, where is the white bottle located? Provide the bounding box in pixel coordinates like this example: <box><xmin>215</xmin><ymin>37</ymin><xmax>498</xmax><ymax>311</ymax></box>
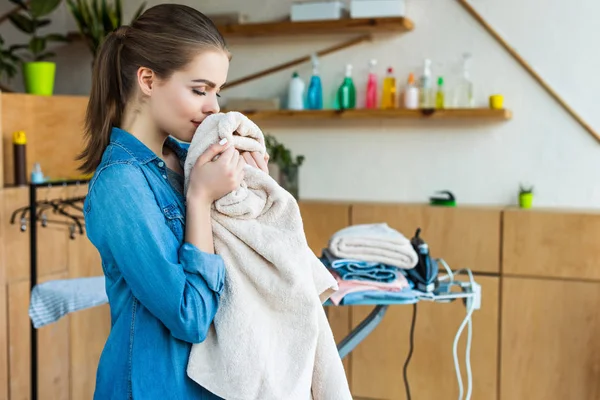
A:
<box><xmin>453</xmin><ymin>53</ymin><xmax>474</xmax><ymax>108</ymax></box>
<box><xmin>287</xmin><ymin>71</ymin><xmax>305</xmax><ymax>110</ymax></box>
<box><xmin>419</xmin><ymin>58</ymin><xmax>433</xmax><ymax>108</ymax></box>
<box><xmin>403</xmin><ymin>72</ymin><xmax>419</xmax><ymax>109</ymax></box>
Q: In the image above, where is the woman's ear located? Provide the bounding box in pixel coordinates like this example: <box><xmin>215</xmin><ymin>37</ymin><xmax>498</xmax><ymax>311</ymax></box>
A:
<box><xmin>137</xmin><ymin>67</ymin><xmax>155</xmax><ymax>96</ymax></box>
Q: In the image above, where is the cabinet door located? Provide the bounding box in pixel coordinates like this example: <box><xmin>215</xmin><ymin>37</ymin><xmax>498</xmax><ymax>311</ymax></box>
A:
<box><xmin>501</xmin><ymin>277</ymin><xmax>600</xmax><ymax>400</ymax></box>
<box><xmin>351</xmin><ymin>276</ymin><xmax>499</xmax><ymax>400</ymax></box>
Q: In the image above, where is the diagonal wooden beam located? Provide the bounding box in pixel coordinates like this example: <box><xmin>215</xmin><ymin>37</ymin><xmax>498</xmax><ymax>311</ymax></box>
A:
<box><xmin>457</xmin><ymin>0</ymin><xmax>600</xmax><ymax>143</ymax></box>
<box><xmin>224</xmin><ymin>34</ymin><xmax>371</xmax><ymax>90</ymax></box>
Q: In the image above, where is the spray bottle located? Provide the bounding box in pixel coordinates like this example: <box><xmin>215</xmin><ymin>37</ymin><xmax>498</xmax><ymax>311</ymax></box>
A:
<box><xmin>337</xmin><ymin>64</ymin><xmax>356</xmax><ymax>110</ymax></box>
<box><xmin>419</xmin><ymin>58</ymin><xmax>433</xmax><ymax>109</ymax></box>
<box><xmin>306</xmin><ymin>53</ymin><xmax>323</xmax><ymax>110</ymax></box>
<box><xmin>365</xmin><ymin>59</ymin><xmax>378</xmax><ymax>109</ymax></box>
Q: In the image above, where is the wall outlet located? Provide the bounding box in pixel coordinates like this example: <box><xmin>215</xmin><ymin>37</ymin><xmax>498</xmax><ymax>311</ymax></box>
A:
<box><xmin>470</xmin><ymin>282</ymin><xmax>482</xmax><ymax>310</ymax></box>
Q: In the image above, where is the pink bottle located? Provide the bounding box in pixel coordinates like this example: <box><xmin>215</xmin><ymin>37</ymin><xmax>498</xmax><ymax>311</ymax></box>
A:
<box><xmin>365</xmin><ymin>59</ymin><xmax>378</xmax><ymax>109</ymax></box>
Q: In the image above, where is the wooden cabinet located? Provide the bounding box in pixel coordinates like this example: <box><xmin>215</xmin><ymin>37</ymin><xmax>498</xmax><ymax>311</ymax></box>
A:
<box><xmin>350</xmin><ymin>276</ymin><xmax>499</xmax><ymax>400</ymax></box>
<box><xmin>352</xmin><ymin>203</ymin><xmax>502</xmax><ymax>274</ymax></box>
<box><xmin>501</xmin><ymin>277</ymin><xmax>600</xmax><ymax>400</ymax></box>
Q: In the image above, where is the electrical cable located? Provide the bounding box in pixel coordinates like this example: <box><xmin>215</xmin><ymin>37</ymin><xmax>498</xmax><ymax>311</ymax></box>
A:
<box><xmin>403</xmin><ymin>303</ymin><xmax>417</xmax><ymax>400</ymax></box>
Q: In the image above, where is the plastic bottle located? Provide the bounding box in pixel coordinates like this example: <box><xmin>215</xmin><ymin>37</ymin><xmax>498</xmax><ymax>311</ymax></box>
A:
<box><xmin>337</xmin><ymin>64</ymin><xmax>356</xmax><ymax>110</ymax></box>
<box><xmin>403</xmin><ymin>72</ymin><xmax>419</xmax><ymax>109</ymax></box>
<box><xmin>436</xmin><ymin>76</ymin><xmax>445</xmax><ymax>109</ymax></box>
<box><xmin>381</xmin><ymin>67</ymin><xmax>397</xmax><ymax>109</ymax></box>
<box><xmin>365</xmin><ymin>59</ymin><xmax>378</xmax><ymax>109</ymax></box>
<box><xmin>453</xmin><ymin>52</ymin><xmax>474</xmax><ymax>108</ymax></box>
<box><xmin>31</xmin><ymin>162</ymin><xmax>45</xmax><ymax>184</ymax></box>
<box><xmin>419</xmin><ymin>59</ymin><xmax>433</xmax><ymax>109</ymax></box>
<box><xmin>306</xmin><ymin>54</ymin><xmax>323</xmax><ymax>110</ymax></box>
<box><xmin>13</xmin><ymin>130</ymin><xmax>27</xmax><ymax>186</ymax></box>
<box><xmin>287</xmin><ymin>71</ymin><xmax>305</xmax><ymax>110</ymax></box>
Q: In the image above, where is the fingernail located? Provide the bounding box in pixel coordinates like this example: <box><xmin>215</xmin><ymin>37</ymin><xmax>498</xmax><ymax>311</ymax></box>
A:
<box><xmin>219</xmin><ymin>138</ymin><xmax>228</xmax><ymax>145</ymax></box>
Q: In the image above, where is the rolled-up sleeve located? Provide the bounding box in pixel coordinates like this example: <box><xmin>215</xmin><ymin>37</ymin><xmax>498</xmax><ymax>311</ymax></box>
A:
<box><xmin>85</xmin><ymin>163</ymin><xmax>225</xmax><ymax>343</ymax></box>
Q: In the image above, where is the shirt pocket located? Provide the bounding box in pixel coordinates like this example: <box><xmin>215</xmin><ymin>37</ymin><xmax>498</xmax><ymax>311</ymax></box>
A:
<box><xmin>162</xmin><ymin>203</ymin><xmax>185</xmax><ymax>242</ymax></box>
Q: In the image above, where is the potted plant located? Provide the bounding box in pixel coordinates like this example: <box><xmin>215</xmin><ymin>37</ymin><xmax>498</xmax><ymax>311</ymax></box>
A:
<box><xmin>519</xmin><ymin>184</ymin><xmax>533</xmax><ymax>209</ymax></box>
<box><xmin>265</xmin><ymin>134</ymin><xmax>305</xmax><ymax>200</ymax></box>
<box><xmin>66</xmin><ymin>0</ymin><xmax>146</xmax><ymax>62</ymax></box>
<box><xmin>8</xmin><ymin>0</ymin><xmax>68</xmax><ymax>95</ymax></box>
<box><xmin>0</xmin><ymin>34</ymin><xmax>20</xmax><ymax>85</ymax></box>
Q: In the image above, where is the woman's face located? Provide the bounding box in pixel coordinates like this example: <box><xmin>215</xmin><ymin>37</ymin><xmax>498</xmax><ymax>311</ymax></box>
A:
<box><xmin>150</xmin><ymin>49</ymin><xmax>229</xmax><ymax>143</ymax></box>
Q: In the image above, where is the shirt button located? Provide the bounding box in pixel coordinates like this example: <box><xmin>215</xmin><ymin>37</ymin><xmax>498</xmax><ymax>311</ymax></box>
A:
<box><xmin>162</xmin><ymin>174</ymin><xmax>167</xmax><ymax>179</ymax></box>
<box><xmin>158</xmin><ymin>161</ymin><xmax>164</xmax><ymax>167</ymax></box>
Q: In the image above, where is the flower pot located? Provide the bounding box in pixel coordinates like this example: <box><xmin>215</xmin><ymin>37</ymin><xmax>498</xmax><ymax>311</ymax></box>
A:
<box><xmin>519</xmin><ymin>193</ymin><xmax>533</xmax><ymax>209</ymax></box>
<box><xmin>22</xmin><ymin>61</ymin><xmax>56</xmax><ymax>96</ymax></box>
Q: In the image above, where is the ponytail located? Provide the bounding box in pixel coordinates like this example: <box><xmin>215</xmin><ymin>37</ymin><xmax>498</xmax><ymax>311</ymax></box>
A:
<box><xmin>77</xmin><ymin>4</ymin><xmax>229</xmax><ymax>174</ymax></box>
<box><xmin>77</xmin><ymin>27</ymin><xmax>128</xmax><ymax>174</ymax></box>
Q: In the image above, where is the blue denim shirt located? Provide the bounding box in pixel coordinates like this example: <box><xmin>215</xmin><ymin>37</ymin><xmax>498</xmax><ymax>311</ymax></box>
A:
<box><xmin>84</xmin><ymin>127</ymin><xmax>225</xmax><ymax>400</ymax></box>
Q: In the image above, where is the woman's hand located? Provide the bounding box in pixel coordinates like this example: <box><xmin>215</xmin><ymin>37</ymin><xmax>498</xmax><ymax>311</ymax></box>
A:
<box><xmin>187</xmin><ymin>140</ymin><xmax>246</xmax><ymax>204</ymax></box>
<box><xmin>242</xmin><ymin>151</ymin><xmax>269</xmax><ymax>174</ymax></box>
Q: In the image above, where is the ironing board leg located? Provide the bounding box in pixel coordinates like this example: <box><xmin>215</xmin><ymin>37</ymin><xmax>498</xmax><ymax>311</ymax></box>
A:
<box><xmin>337</xmin><ymin>305</ymin><xmax>389</xmax><ymax>360</ymax></box>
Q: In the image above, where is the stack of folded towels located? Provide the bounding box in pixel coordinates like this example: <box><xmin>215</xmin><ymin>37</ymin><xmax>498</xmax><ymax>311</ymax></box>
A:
<box><xmin>321</xmin><ymin>223</ymin><xmax>420</xmax><ymax>305</ymax></box>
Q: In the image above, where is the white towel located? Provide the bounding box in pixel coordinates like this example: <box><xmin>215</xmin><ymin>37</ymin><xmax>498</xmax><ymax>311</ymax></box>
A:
<box><xmin>329</xmin><ymin>223</ymin><xmax>419</xmax><ymax>269</ymax></box>
<box><xmin>183</xmin><ymin>111</ymin><xmax>352</xmax><ymax>400</ymax></box>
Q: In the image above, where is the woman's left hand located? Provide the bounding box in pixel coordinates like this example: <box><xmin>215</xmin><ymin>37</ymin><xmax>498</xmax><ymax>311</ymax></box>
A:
<box><xmin>242</xmin><ymin>151</ymin><xmax>269</xmax><ymax>174</ymax></box>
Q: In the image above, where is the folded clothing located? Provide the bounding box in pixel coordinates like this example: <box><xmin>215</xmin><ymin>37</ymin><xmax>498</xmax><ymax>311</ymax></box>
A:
<box><xmin>322</xmin><ymin>248</ymin><xmax>398</xmax><ymax>283</ymax></box>
<box><xmin>326</xmin><ymin>269</ymin><xmax>411</xmax><ymax>306</ymax></box>
<box><xmin>328</xmin><ymin>223</ymin><xmax>419</xmax><ymax>269</ymax></box>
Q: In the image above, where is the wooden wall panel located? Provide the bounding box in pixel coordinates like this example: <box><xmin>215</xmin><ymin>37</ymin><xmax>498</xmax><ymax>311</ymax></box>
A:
<box><xmin>8</xmin><ymin>280</ymin><xmax>30</xmax><ymax>400</ymax></box>
<box><xmin>0</xmin><ymin>190</ymin><xmax>8</xmax><ymax>400</ymax></box>
<box><xmin>501</xmin><ymin>277</ymin><xmax>600</xmax><ymax>400</ymax></box>
<box><xmin>503</xmin><ymin>209</ymin><xmax>600</xmax><ymax>279</ymax></box>
<box><xmin>298</xmin><ymin>201</ymin><xmax>353</xmax><ymax>381</ymax></box>
<box><xmin>351</xmin><ymin>276</ymin><xmax>499</xmax><ymax>400</ymax></box>
<box><xmin>1</xmin><ymin>93</ymin><xmax>88</xmax><ymax>186</ymax></box>
<box><xmin>0</xmin><ymin>93</ymin><xmax>4</xmax><ymax>187</ymax></box>
<box><xmin>352</xmin><ymin>203</ymin><xmax>502</xmax><ymax>273</ymax></box>
<box><xmin>68</xmin><ymin>226</ymin><xmax>108</xmax><ymax>400</ymax></box>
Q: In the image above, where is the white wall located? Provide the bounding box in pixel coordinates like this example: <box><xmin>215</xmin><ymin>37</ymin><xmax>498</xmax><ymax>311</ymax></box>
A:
<box><xmin>2</xmin><ymin>0</ymin><xmax>600</xmax><ymax>209</ymax></box>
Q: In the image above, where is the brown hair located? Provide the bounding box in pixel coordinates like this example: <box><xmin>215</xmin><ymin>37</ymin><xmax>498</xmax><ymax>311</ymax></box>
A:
<box><xmin>78</xmin><ymin>4</ymin><xmax>229</xmax><ymax>173</ymax></box>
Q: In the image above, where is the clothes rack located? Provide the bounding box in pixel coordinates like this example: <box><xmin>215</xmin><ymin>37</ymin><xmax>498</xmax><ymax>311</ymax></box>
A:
<box><xmin>10</xmin><ymin>179</ymin><xmax>89</xmax><ymax>400</ymax></box>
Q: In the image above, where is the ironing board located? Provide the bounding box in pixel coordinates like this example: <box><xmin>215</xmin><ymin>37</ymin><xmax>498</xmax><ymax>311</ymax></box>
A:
<box><xmin>329</xmin><ymin>284</ymin><xmax>477</xmax><ymax>360</ymax></box>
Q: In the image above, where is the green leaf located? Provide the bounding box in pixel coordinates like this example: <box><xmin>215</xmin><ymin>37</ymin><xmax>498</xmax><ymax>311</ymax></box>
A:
<box><xmin>8</xmin><ymin>13</ymin><xmax>35</xmax><ymax>34</ymax></box>
<box><xmin>8</xmin><ymin>0</ymin><xmax>27</xmax><ymax>9</ymax></box>
<box><xmin>30</xmin><ymin>0</ymin><xmax>63</xmax><ymax>18</ymax></box>
<box><xmin>116</xmin><ymin>0</ymin><xmax>123</xmax><ymax>23</ymax></box>
<box><xmin>132</xmin><ymin>2</ymin><xmax>146</xmax><ymax>21</ymax></box>
<box><xmin>9</xmin><ymin>44</ymin><xmax>29</xmax><ymax>52</ymax></box>
<box><xmin>29</xmin><ymin>36</ymin><xmax>46</xmax><ymax>56</ymax></box>
<box><xmin>34</xmin><ymin>19</ymin><xmax>51</xmax><ymax>29</ymax></box>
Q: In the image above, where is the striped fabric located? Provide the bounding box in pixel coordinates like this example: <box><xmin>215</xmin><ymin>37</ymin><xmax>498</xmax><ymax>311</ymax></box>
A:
<box><xmin>28</xmin><ymin>276</ymin><xmax>108</xmax><ymax>329</ymax></box>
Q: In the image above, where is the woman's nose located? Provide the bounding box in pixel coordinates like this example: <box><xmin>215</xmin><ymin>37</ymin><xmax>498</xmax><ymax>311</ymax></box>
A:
<box><xmin>202</xmin><ymin>94</ymin><xmax>220</xmax><ymax>115</ymax></box>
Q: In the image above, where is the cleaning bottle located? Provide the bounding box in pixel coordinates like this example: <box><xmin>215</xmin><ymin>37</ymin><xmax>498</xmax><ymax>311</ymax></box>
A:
<box><xmin>453</xmin><ymin>52</ymin><xmax>474</xmax><ymax>108</ymax></box>
<box><xmin>287</xmin><ymin>71</ymin><xmax>305</xmax><ymax>110</ymax></box>
<box><xmin>381</xmin><ymin>67</ymin><xmax>397</xmax><ymax>109</ymax></box>
<box><xmin>337</xmin><ymin>64</ymin><xmax>356</xmax><ymax>110</ymax></box>
<box><xmin>435</xmin><ymin>76</ymin><xmax>445</xmax><ymax>109</ymax></box>
<box><xmin>13</xmin><ymin>130</ymin><xmax>27</xmax><ymax>186</ymax></box>
<box><xmin>365</xmin><ymin>59</ymin><xmax>378</xmax><ymax>109</ymax></box>
<box><xmin>419</xmin><ymin>58</ymin><xmax>433</xmax><ymax>109</ymax></box>
<box><xmin>306</xmin><ymin>53</ymin><xmax>323</xmax><ymax>110</ymax></box>
<box><xmin>403</xmin><ymin>72</ymin><xmax>419</xmax><ymax>109</ymax></box>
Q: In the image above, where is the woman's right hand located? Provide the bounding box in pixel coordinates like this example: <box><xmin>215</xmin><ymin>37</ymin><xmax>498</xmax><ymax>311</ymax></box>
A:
<box><xmin>187</xmin><ymin>140</ymin><xmax>246</xmax><ymax>203</ymax></box>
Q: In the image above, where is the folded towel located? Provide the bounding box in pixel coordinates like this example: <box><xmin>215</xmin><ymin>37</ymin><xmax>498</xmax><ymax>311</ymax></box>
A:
<box><xmin>326</xmin><ymin>269</ymin><xmax>410</xmax><ymax>306</ymax></box>
<box><xmin>29</xmin><ymin>276</ymin><xmax>108</xmax><ymax>329</ymax></box>
<box><xmin>322</xmin><ymin>248</ymin><xmax>399</xmax><ymax>283</ymax></box>
<box><xmin>183</xmin><ymin>112</ymin><xmax>352</xmax><ymax>400</ymax></box>
<box><xmin>328</xmin><ymin>223</ymin><xmax>419</xmax><ymax>269</ymax></box>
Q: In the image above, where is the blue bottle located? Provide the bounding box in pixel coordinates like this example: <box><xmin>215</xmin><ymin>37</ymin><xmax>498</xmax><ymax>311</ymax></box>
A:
<box><xmin>306</xmin><ymin>53</ymin><xmax>323</xmax><ymax>110</ymax></box>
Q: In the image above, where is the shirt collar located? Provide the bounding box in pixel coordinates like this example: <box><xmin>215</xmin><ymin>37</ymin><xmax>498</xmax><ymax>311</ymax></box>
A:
<box><xmin>110</xmin><ymin>127</ymin><xmax>188</xmax><ymax>165</ymax></box>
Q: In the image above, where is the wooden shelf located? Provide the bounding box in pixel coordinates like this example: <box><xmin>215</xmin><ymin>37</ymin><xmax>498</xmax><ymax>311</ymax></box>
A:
<box><xmin>233</xmin><ymin>108</ymin><xmax>512</xmax><ymax>121</ymax></box>
<box><xmin>67</xmin><ymin>17</ymin><xmax>413</xmax><ymax>41</ymax></box>
<box><xmin>217</xmin><ymin>17</ymin><xmax>413</xmax><ymax>38</ymax></box>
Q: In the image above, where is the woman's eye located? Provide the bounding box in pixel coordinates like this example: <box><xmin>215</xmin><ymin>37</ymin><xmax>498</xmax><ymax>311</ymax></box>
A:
<box><xmin>193</xmin><ymin>89</ymin><xmax>206</xmax><ymax>96</ymax></box>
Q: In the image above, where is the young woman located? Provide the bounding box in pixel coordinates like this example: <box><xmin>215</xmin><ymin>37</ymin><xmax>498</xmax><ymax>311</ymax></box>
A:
<box><xmin>79</xmin><ymin>4</ymin><xmax>268</xmax><ymax>399</ymax></box>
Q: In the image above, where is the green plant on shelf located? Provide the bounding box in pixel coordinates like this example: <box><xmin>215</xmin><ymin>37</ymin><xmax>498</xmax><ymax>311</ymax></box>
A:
<box><xmin>8</xmin><ymin>0</ymin><xmax>69</xmax><ymax>62</ymax></box>
<box><xmin>0</xmin><ymin>35</ymin><xmax>19</xmax><ymax>82</ymax></box>
<box><xmin>264</xmin><ymin>134</ymin><xmax>305</xmax><ymax>200</ymax></box>
<box><xmin>519</xmin><ymin>184</ymin><xmax>533</xmax><ymax>195</ymax></box>
<box><xmin>66</xmin><ymin>0</ymin><xmax>146</xmax><ymax>60</ymax></box>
